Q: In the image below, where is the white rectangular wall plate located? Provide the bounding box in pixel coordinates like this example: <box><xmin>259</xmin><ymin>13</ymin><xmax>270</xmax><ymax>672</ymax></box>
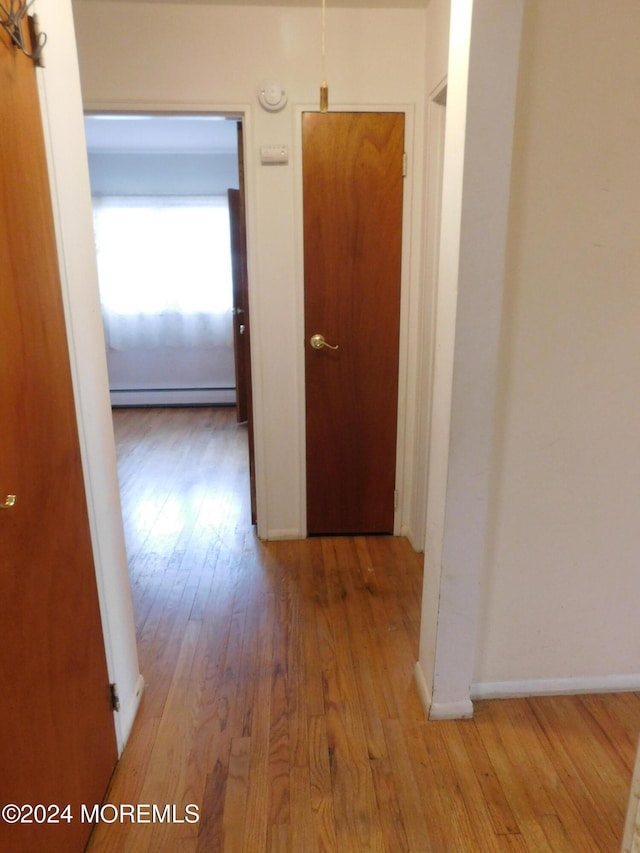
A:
<box><xmin>260</xmin><ymin>144</ymin><xmax>289</xmax><ymax>165</ymax></box>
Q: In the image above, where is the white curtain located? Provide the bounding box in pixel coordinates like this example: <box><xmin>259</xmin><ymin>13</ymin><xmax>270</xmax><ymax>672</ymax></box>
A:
<box><xmin>92</xmin><ymin>195</ymin><xmax>234</xmax><ymax>351</ymax></box>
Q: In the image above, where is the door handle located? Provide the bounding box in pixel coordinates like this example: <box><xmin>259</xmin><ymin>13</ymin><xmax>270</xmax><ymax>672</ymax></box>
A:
<box><xmin>1</xmin><ymin>495</ymin><xmax>16</xmax><ymax>509</ymax></box>
<box><xmin>310</xmin><ymin>333</ymin><xmax>339</xmax><ymax>351</ymax></box>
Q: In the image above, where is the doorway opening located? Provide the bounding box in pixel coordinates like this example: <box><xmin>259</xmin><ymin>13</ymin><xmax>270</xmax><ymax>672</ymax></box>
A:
<box><xmin>83</xmin><ymin>112</ymin><xmax>256</xmax><ymax>571</ymax></box>
<box><xmin>84</xmin><ymin>113</ymin><xmax>243</xmax><ymax>408</ymax></box>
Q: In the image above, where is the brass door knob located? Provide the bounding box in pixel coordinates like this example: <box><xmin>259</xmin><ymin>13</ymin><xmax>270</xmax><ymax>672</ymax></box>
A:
<box><xmin>310</xmin><ymin>333</ymin><xmax>338</xmax><ymax>351</ymax></box>
<box><xmin>0</xmin><ymin>495</ymin><xmax>16</xmax><ymax>509</ymax></box>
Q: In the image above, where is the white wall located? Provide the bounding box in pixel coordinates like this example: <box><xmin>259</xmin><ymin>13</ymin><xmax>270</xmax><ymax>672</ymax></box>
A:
<box><xmin>71</xmin><ymin>0</ymin><xmax>429</xmax><ymax>540</ymax></box>
<box><xmin>414</xmin><ymin>0</ymin><xmax>452</xmax><ymax>711</ymax></box>
<box><xmin>473</xmin><ymin>0</ymin><xmax>640</xmax><ymax>695</ymax></box>
<box><xmin>416</xmin><ymin>0</ymin><xmax>525</xmax><ymax>719</ymax></box>
<box><xmin>87</xmin><ymin>151</ymin><xmax>239</xmax><ymax>196</ymax></box>
<box><xmin>35</xmin><ymin>0</ymin><xmax>143</xmax><ymax>751</ymax></box>
<box><xmin>418</xmin><ymin>0</ymin><xmax>640</xmax><ymax>716</ymax></box>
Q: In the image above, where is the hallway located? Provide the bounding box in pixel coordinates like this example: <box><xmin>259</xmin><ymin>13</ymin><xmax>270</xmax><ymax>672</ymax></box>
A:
<box><xmin>85</xmin><ymin>407</ymin><xmax>639</xmax><ymax>852</ymax></box>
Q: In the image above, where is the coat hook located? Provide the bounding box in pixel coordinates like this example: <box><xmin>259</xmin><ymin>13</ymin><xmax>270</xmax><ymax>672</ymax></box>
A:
<box><xmin>0</xmin><ymin>0</ymin><xmax>47</xmax><ymax>67</ymax></box>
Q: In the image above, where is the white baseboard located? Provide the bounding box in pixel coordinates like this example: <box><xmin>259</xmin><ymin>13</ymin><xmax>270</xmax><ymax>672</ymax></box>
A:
<box><xmin>471</xmin><ymin>673</ymin><xmax>640</xmax><ymax>701</ymax></box>
<box><xmin>413</xmin><ymin>662</ymin><xmax>475</xmax><ymax>720</ymax></box>
<box><xmin>401</xmin><ymin>524</ymin><xmax>424</xmax><ymax>554</ymax></box>
<box><xmin>413</xmin><ymin>670</ymin><xmax>640</xmax><ymax>721</ymax></box>
<box><xmin>414</xmin><ymin>661</ymin><xmax>432</xmax><ymax>715</ymax></box>
<box><xmin>264</xmin><ymin>529</ymin><xmax>304</xmax><ymax>541</ymax></box>
<box><xmin>110</xmin><ymin>387</ymin><xmax>236</xmax><ymax>407</ymax></box>
<box><xmin>114</xmin><ymin>674</ymin><xmax>145</xmax><ymax>756</ymax></box>
<box><xmin>429</xmin><ymin>698</ymin><xmax>475</xmax><ymax>720</ymax></box>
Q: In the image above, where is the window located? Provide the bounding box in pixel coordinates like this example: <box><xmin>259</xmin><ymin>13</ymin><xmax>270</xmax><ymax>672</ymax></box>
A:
<box><xmin>92</xmin><ymin>195</ymin><xmax>233</xmax><ymax>350</ymax></box>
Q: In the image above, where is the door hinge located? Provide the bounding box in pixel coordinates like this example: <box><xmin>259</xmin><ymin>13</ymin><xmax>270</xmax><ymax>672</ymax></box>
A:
<box><xmin>394</xmin><ymin>489</ymin><xmax>399</xmax><ymax>510</ymax></box>
<box><xmin>402</xmin><ymin>152</ymin><xmax>408</xmax><ymax>178</ymax></box>
<box><xmin>109</xmin><ymin>682</ymin><xmax>120</xmax><ymax>712</ymax></box>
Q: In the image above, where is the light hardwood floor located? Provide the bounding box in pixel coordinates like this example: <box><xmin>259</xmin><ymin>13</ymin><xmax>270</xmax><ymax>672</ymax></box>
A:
<box><xmin>86</xmin><ymin>407</ymin><xmax>640</xmax><ymax>852</ymax></box>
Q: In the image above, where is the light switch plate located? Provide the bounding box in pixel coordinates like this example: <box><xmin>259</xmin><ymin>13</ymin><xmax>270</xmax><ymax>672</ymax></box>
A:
<box><xmin>260</xmin><ymin>145</ymin><xmax>289</xmax><ymax>165</ymax></box>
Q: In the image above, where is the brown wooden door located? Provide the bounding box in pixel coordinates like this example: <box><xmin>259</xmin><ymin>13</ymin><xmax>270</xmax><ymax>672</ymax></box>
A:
<box><xmin>228</xmin><ymin>122</ymin><xmax>256</xmax><ymax>523</ymax></box>
<box><xmin>303</xmin><ymin>112</ymin><xmax>404</xmax><ymax>535</ymax></box>
<box><xmin>229</xmin><ymin>123</ymin><xmax>251</xmax><ymax>426</ymax></box>
<box><xmin>0</xmin><ymin>30</ymin><xmax>117</xmax><ymax>853</ymax></box>
<box><xmin>229</xmin><ymin>188</ymin><xmax>249</xmax><ymax>423</ymax></box>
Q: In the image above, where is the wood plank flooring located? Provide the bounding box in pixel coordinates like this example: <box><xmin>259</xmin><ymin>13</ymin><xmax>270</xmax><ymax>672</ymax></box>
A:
<box><xmin>86</xmin><ymin>407</ymin><xmax>640</xmax><ymax>852</ymax></box>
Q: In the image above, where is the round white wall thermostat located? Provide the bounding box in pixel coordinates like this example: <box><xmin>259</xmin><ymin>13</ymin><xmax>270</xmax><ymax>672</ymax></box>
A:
<box><xmin>258</xmin><ymin>81</ymin><xmax>288</xmax><ymax>112</ymax></box>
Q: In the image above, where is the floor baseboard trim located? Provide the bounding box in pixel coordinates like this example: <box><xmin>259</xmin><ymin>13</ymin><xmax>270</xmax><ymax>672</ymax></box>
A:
<box><xmin>429</xmin><ymin>698</ymin><xmax>475</xmax><ymax>720</ymax></box>
<box><xmin>264</xmin><ymin>529</ymin><xmax>304</xmax><ymax>541</ymax></box>
<box><xmin>471</xmin><ymin>673</ymin><xmax>640</xmax><ymax>701</ymax></box>
<box><xmin>413</xmin><ymin>663</ymin><xmax>475</xmax><ymax>720</ymax></box>
<box><xmin>414</xmin><ymin>661</ymin><xmax>432</xmax><ymax>716</ymax></box>
<box><xmin>115</xmin><ymin>673</ymin><xmax>145</xmax><ymax>756</ymax></box>
<box><xmin>402</xmin><ymin>525</ymin><xmax>424</xmax><ymax>554</ymax></box>
<box><xmin>110</xmin><ymin>388</ymin><xmax>236</xmax><ymax>407</ymax></box>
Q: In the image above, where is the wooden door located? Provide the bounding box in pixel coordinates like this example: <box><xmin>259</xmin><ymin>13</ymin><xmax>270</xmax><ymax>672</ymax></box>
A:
<box><xmin>229</xmin><ymin>124</ymin><xmax>250</xmax><ymax>425</ymax></box>
<box><xmin>303</xmin><ymin>112</ymin><xmax>404</xmax><ymax>535</ymax></box>
<box><xmin>229</xmin><ymin>188</ymin><xmax>249</xmax><ymax>423</ymax></box>
<box><xmin>228</xmin><ymin>122</ymin><xmax>256</xmax><ymax>522</ymax></box>
<box><xmin>0</xmin><ymin>27</ymin><xmax>117</xmax><ymax>853</ymax></box>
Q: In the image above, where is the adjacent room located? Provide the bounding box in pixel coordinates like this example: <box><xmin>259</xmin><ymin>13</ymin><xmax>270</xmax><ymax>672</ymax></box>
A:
<box><xmin>84</xmin><ymin>113</ymin><xmax>241</xmax><ymax>407</ymax></box>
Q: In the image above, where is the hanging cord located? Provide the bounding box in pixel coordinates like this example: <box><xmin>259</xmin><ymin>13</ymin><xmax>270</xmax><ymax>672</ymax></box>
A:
<box><xmin>320</xmin><ymin>0</ymin><xmax>328</xmax><ymax>111</ymax></box>
<box><xmin>0</xmin><ymin>0</ymin><xmax>47</xmax><ymax>66</ymax></box>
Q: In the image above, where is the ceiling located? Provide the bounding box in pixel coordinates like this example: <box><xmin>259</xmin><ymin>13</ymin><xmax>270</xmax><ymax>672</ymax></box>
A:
<box><xmin>74</xmin><ymin>0</ymin><xmax>427</xmax><ymax>8</ymax></box>
<box><xmin>84</xmin><ymin>114</ymin><xmax>239</xmax><ymax>154</ymax></box>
